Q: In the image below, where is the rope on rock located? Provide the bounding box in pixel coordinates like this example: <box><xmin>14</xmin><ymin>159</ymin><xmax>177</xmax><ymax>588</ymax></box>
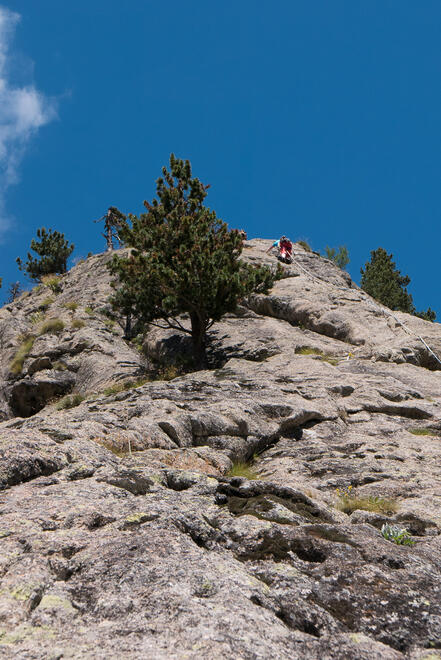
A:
<box><xmin>289</xmin><ymin>252</ymin><xmax>441</xmax><ymax>368</ymax></box>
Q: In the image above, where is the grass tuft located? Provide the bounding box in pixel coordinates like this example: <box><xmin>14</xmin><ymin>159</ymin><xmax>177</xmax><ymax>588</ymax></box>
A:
<box><xmin>38</xmin><ymin>318</ymin><xmax>65</xmax><ymax>335</ymax></box>
<box><xmin>41</xmin><ymin>274</ymin><xmax>62</xmax><ymax>293</ymax></box>
<box><xmin>92</xmin><ymin>433</ymin><xmax>132</xmax><ymax>457</ymax></box>
<box><xmin>10</xmin><ymin>336</ymin><xmax>35</xmax><ymax>375</ymax></box>
<box><xmin>409</xmin><ymin>427</ymin><xmax>440</xmax><ymax>437</ymax></box>
<box><xmin>63</xmin><ymin>301</ymin><xmax>78</xmax><ymax>311</ymax></box>
<box><xmin>297</xmin><ymin>240</ymin><xmax>312</xmax><ymax>252</ymax></box>
<box><xmin>103</xmin><ymin>376</ymin><xmax>152</xmax><ymax>396</ymax></box>
<box><xmin>297</xmin><ymin>347</ymin><xmax>320</xmax><ymax>356</ymax></box>
<box><xmin>157</xmin><ymin>364</ymin><xmax>181</xmax><ymax>380</ymax></box>
<box><xmin>71</xmin><ymin>319</ymin><xmax>85</xmax><ymax>329</ymax></box>
<box><xmin>323</xmin><ymin>356</ymin><xmax>339</xmax><ymax>366</ymax></box>
<box><xmin>39</xmin><ymin>296</ymin><xmax>54</xmax><ymax>310</ymax></box>
<box><xmin>84</xmin><ymin>306</ymin><xmax>94</xmax><ymax>315</ymax></box>
<box><xmin>30</xmin><ymin>311</ymin><xmax>46</xmax><ymax>325</ymax></box>
<box><xmin>335</xmin><ymin>486</ymin><xmax>398</xmax><ymax>515</ymax></box>
<box><xmin>53</xmin><ymin>360</ymin><xmax>68</xmax><ymax>371</ymax></box>
<box><xmin>102</xmin><ymin>367</ymin><xmax>182</xmax><ymax>398</ymax></box>
<box><xmin>227</xmin><ymin>461</ymin><xmax>261</xmax><ymax>480</ymax></box>
<box><xmin>296</xmin><ymin>346</ymin><xmax>339</xmax><ymax>366</ymax></box>
<box><xmin>103</xmin><ymin>382</ymin><xmax>127</xmax><ymax>396</ymax></box>
<box><xmin>56</xmin><ymin>393</ymin><xmax>85</xmax><ymax>410</ymax></box>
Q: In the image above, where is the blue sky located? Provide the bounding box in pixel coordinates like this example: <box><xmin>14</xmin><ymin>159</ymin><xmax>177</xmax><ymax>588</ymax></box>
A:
<box><xmin>0</xmin><ymin>1</ymin><xmax>440</xmax><ymax>317</ymax></box>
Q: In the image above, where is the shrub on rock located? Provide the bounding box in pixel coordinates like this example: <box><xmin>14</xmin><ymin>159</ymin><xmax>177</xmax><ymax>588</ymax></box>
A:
<box><xmin>17</xmin><ymin>228</ymin><xmax>74</xmax><ymax>281</ymax></box>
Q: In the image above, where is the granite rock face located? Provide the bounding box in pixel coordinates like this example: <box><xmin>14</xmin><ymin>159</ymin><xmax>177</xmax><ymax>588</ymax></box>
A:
<box><xmin>0</xmin><ymin>253</ymin><xmax>145</xmax><ymax>420</ymax></box>
<box><xmin>0</xmin><ymin>241</ymin><xmax>441</xmax><ymax>658</ymax></box>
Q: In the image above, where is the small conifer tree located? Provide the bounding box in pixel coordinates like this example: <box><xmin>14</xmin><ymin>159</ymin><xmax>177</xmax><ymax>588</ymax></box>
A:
<box><xmin>324</xmin><ymin>245</ymin><xmax>349</xmax><ymax>269</ymax></box>
<box><xmin>16</xmin><ymin>228</ymin><xmax>74</xmax><ymax>281</ymax></box>
<box><xmin>360</xmin><ymin>247</ymin><xmax>437</xmax><ymax>322</ymax></box>
<box><xmin>361</xmin><ymin>247</ymin><xmax>414</xmax><ymax>313</ymax></box>
<box><xmin>109</xmin><ymin>154</ymin><xmax>279</xmax><ymax>366</ymax></box>
<box><xmin>415</xmin><ymin>307</ymin><xmax>437</xmax><ymax>322</ymax></box>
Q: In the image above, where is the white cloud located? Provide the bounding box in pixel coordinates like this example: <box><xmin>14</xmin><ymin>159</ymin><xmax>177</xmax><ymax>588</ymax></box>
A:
<box><xmin>0</xmin><ymin>6</ymin><xmax>57</xmax><ymax>236</ymax></box>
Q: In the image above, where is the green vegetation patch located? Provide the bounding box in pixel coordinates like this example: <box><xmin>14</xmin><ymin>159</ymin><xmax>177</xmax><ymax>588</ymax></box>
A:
<box><xmin>52</xmin><ymin>360</ymin><xmax>68</xmax><ymax>371</ymax></box>
<box><xmin>10</xmin><ymin>336</ymin><xmax>35</xmax><ymax>375</ymax></box>
<box><xmin>156</xmin><ymin>364</ymin><xmax>181</xmax><ymax>381</ymax></box>
<box><xmin>41</xmin><ymin>274</ymin><xmax>62</xmax><ymax>294</ymax></box>
<box><xmin>39</xmin><ymin>296</ymin><xmax>54</xmax><ymax>310</ymax></box>
<box><xmin>29</xmin><ymin>311</ymin><xmax>46</xmax><ymax>325</ymax></box>
<box><xmin>102</xmin><ymin>367</ymin><xmax>183</xmax><ymax>398</ymax></box>
<box><xmin>335</xmin><ymin>486</ymin><xmax>398</xmax><ymax>515</ymax></box>
<box><xmin>92</xmin><ymin>433</ymin><xmax>132</xmax><ymax>457</ymax></box>
<box><xmin>296</xmin><ymin>346</ymin><xmax>339</xmax><ymax>366</ymax></box>
<box><xmin>324</xmin><ymin>245</ymin><xmax>350</xmax><ymax>269</ymax></box>
<box><xmin>381</xmin><ymin>522</ymin><xmax>414</xmax><ymax>546</ymax></box>
<box><xmin>227</xmin><ymin>461</ymin><xmax>261</xmax><ymax>481</ymax></box>
<box><xmin>0</xmin><ymin>624</ymin><xmax>56</xmax><ymax>645</ymax></box>
<box><xmin>10</xmin><ymin>584</ymin><xmax>35</xmax><ymax>601</ymax></box>
<box><xmin>361</xmin><ymin>247</ymin><xmax>435</xmax><ymax>322</ymax></box>
<box><xmin>103</xmin><ymin>376</ymin><xmax>152</xmax><ymax>396</ymax></box>
<box><xmin>39</xmin><ymin>595</ymin><xmax>75</xmax><ymax>612</ymax></box>
<box><xmin>297</xmin><ymin>240</ymin><xmax>312</xmax><ymax>252</ymax></box>
<box><xmin>62</xmin><ymin>301</ymin><xmax>78</xmax><ymax>311</ymax></box>
<box><xmin>71</xmin><ymin>319</ymin><xmax>85</xmax><ymax>329</ymax></box>
<box><xmin>409</xmin><ymin>427</ymin><xmax>441</xmax><ymax>437</ymax></box>
<box><xmin>56</xmin><ymin>393</ymin><xmax>85</xmax><ymax>410</ymax></box>
<box><xmin>124</xmin><ymin>512</ymin><xmax>152</xmax><ymax>526</ymax></box>
<box><xmin>38</xmin><ymin>318</ymin><xmax>65</xmax><ymax>335</ymax></box>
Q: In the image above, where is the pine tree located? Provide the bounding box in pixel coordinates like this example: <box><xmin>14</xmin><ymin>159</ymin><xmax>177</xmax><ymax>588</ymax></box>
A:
<box><xmin>16</xmin><ymin>228</ymin><xmax>74</xmax><ymax>281</ymax></box>
<box><xmin>415</xmin><ymin>307</ymin><xmax>437</xmax><ymax>323</ymax></box>
<box><xmin>109</xmin><ymin>154</ymin><xmax>280</xmax><ymax>366</ymax></box>
<box><xmin>360</xmin><ymin>248</ymin><xmax>415</xmax><ymax>313</ymax></box>
<box><xmin>324</xmin><ymin>245</ymin><xmax>349</xmax><ymax>269</ymax></box>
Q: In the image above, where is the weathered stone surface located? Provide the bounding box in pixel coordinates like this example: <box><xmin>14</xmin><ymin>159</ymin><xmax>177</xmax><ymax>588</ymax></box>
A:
<box><xmin>9</xmin><ymin>369</ymin><xmax>76</xmax><ymax>417</ymax></box>
<box><xmin>244</xmin><ymin>240</ymin><xmax>441</xmax><ymax>370</ymax></box>
<box><xmin>0</xmin><ymin>252</ymin><xmax>145</xmax><ymax>418</ymax></box>
<box><xmin>0</xmin><ymin>241</ymin><xmax>441</xmax><ymax>658</ymax></box>
<box><xmin>0</xmin><ymin>429</ymin><xmax>70</xmax><ymax>489</ymax></box>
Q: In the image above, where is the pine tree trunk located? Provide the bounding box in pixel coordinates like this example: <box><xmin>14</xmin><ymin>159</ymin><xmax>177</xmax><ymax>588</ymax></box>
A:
<box><xmin>124</xmin><ymin>313</ymin><xmax>132</xmax><ymax>339</ymax></box>
<box><xmin>106</xmin><ymin>223</ymin><xmax>113</xmax><ymax>251</ymax></box>
<box><xmin>190</xmin><ymin>312</ymin><xmax>208</xmax><ymax>369</ymax></box>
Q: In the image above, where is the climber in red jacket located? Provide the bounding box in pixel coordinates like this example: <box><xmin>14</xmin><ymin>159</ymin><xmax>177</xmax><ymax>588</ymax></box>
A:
<box><xmin>266</xmin><ymin>236</ymin><xmax>293</xmax><ymax>263</ymax></box>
